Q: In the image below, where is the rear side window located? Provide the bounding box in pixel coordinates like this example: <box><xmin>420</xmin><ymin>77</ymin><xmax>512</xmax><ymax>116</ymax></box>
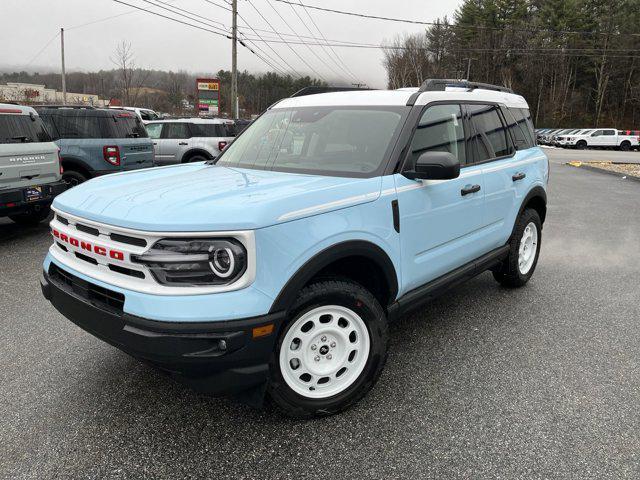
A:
<box><xmin>0</xmin><ymin>114</ymin><xmax>52</xmax><ymax>143</ymax></box>
<box><xmin>47</xmin><ymin>112</ymin><xmax>102</xmax><ymax>139</ymax></box>
<box><xmin>190</xmin><ymin>123</ymin><xmax>237</xmax><ymax>137</ymax></box>
<box><xmin>108</xmin><ymin>114</ymin><xmax>148</xmax><ymax>138</ymax></box>
<box><xmin>504</xmin><ymin>107</ymin><xmax>535</xmax><ymax>149</ymax></box>
<box><xmin>409</xmin><ymin>104</ymin><xmax>466</xmax><ymax>166</ymax></box>
<box><xmin>164</xmin><ymin>123</ymin><xmax>190</xmax><ymax>139</ymax></box>
<box><xmin>467</xmin><ymin>104</ymin><xmax>513</xmax><ymax>160</ymax></box>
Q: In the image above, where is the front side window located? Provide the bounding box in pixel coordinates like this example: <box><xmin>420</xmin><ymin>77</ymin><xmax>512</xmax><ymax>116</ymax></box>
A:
<box><xmin>467</xmin><ymin>104</ymin><xmax>512</xmax><ymax>159</ymax></box>
<box><xmin>164</xmin><ymin>123</ymin><xmax>190</xmax><ymax>139</ymax></box>
<box><xmin>216</xmin><ymin>106</ymin><xmax>406</xmax><ymax>177</ymax></box>
<box><xmin>408</xmin><ymin>104</ymin><xmax>466</xmax><ymax>167</ymax></box>
<box><xmin>592</xmin><ymin>130</ymin><xmax>603</xmax><ymax>136</ymax></box>
<box><xmin>146</xmin><ymin>123</ymin><xmax>163</xmax><ymax>139</ymax></box>
<box><xmin>0</xmin><ymin>114</ymin><xmax>52</xmax><ymax>144</ymax></box>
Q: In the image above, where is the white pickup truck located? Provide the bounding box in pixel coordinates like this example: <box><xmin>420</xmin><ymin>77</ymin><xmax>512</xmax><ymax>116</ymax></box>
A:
<box><xmin>564</xmin><ymin>128</ymin><xmax>640</xmax><ymax>150</ymax></box>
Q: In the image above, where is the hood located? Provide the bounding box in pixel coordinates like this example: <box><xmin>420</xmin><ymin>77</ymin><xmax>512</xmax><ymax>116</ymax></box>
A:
<box><xmin>53</xmin><ymin>164</ymin><xmax>382</xmax><ymax>231</ymax></box>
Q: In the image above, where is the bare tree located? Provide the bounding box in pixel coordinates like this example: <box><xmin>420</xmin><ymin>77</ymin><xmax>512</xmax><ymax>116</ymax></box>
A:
<box><xmin>111</xmin><ymin>41</ymin><xmax>148</xmax><ymax>106</ymax></box>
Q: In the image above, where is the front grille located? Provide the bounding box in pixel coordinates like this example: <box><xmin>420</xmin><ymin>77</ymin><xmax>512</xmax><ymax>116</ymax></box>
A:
<box><xmin>76</xmin><ymin>223</ymin><xmax>100</xmax><ymax>237</ymax></box>
<box><xmin>49</xmin><ymin>263</ymin><xmax>125</xmax><ymax>313</ymax></box>
<box><xmin>110</xmin><ymin>232</ymin><xmax>147</xmax><ymax>247</ymax></box>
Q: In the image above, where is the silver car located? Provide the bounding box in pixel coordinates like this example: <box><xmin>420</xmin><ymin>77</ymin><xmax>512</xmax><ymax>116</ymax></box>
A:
<box><xmin>145</xmin><ymin>118</ymin><xmax>236</xmax><ymax>165</ymax></box>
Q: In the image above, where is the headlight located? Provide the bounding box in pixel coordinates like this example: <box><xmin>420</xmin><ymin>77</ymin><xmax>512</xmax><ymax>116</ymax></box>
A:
<box><xmin>132</xmin><ymin>238</ymin><xmax>247</xmax><ymax>286</ymax></box>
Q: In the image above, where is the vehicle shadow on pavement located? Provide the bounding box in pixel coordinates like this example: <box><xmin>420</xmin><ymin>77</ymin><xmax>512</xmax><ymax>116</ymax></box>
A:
<box><xmin>0</xmin><ymin>216</ymin><xmax>52</xmax><ymax>245</ymax></box>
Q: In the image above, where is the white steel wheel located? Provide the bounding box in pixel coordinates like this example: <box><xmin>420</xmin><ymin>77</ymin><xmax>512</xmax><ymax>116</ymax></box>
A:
<box><xmin>518</xmin><ymin>221</ymin><xmax>538</xmax><ymax>275</ymax></box>
<box><xmin>279</xmin><ymin>305</ymin><xmax>371</xmax><ymax>399</ymax></box>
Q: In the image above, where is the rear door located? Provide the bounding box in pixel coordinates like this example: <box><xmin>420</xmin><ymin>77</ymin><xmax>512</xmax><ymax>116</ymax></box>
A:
<box><xmin>107</xmin><ymin>112</ymin><xmax>155</xmax><ymax>170</ymax></box>
<box><xmin>394</xmin><ymin>103</ymin><xmax>486</xmax><ymax>292</ymax></box>
<box><xmin>159</xmin><ymin>123</ymin><xmax>191</xmax><ymax>164</ymax></box>
<box><xmin>0</xmin><ymin>112</ymin><xmax>60</xmax><ymax>191</ymax></box>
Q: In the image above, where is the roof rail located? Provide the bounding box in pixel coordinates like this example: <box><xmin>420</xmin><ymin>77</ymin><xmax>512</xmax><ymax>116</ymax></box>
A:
<box><xmin>36</xmin><ymin>105</ymin><xmax>96</xmax><ymax>109</ymax></box>
<box><xmin>290</xmin><ymin>86</ymin><xmax>372</xmax><ymax>98</ymax></box>
<box><xmin>406</xmin><ymin>79</ymin><xmax>514</xmax><ymax>106</ymax></box>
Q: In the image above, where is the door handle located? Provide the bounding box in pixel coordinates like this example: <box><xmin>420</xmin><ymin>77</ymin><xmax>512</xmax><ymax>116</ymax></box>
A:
<box><xmin>461</xmin><ymin>184</ymin><xmax>481</xmax><ymax>196</ymax></box>
<box><xmin>153</xmin><ymin>142</ymin><xmax>158</xmax><ymax>145</ymax></box>
<box><xmin>178</xmin><ymin>142</ymin><xmax>188</xmax><ymax>146</ymax></box>
<box><xmin>512</xmin><ymin>172</ymin><xmax>526</xmax><ymax>181</ymax></box>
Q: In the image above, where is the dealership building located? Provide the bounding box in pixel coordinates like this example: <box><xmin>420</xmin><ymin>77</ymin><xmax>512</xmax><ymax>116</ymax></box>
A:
<box><xmin>0</xmin><ymin>82</ymin><xmax>105</xmax><ymax>106</ymax></box>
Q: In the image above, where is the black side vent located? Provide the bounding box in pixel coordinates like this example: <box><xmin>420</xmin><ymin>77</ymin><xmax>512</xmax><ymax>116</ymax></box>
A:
<box><xmin>110</xmin><ymin>232</ymin><xmax>147</xmax><ymax>247</ymax></box>
<box><xmin>76</xmin><ymin>223</ymin><xmax>100</xmax><ymax>237</ymax></box>
<box><xmin>56</xmin><ymin>215</ymin><xmax>69</xmax><ymax>225</ymax></box>
<box><xmin>56</xmin><ymin>242</ymin><xmax>68</xmax><ymax>252</ymax></box>
<box><xmin>74</xmin><ymin>252</ymin><xmax>98</xmax><ymax>265</ymax></box>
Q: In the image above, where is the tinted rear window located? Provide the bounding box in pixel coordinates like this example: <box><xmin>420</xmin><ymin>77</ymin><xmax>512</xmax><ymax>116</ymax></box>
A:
<box><xmin>0</xmin><ymin>114</ymin><xmax>52</xmax><ymax>144</ymax></box>
<box><xmin>190</xmin><ymin>123</ymin><xmax>236</xmax><ymax>137</ymax></box>
<box><xmin>108</xmin><ymin>114</ymin><xmax>148</xmax><ymax>138</ymax></box>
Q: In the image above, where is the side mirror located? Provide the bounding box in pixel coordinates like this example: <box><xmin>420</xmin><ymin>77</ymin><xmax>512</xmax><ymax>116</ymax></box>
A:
<box><xmin>404</xmin><ymin>151</ymin><xmax>460</xmax><ymax>180</ymax></box>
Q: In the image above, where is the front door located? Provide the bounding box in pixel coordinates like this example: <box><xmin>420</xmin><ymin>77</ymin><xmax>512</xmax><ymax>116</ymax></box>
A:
<box><xmin>394</xmin><ymin>103</ymin><xmax>487</xmax><ymax>295</ymax></box>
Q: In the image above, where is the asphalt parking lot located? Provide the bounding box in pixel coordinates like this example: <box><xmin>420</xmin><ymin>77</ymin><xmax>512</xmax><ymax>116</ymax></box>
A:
<box><xmin>1</xmin><ymin>149</ymin><xmax>639</xmax><ymax>479</ymax></box>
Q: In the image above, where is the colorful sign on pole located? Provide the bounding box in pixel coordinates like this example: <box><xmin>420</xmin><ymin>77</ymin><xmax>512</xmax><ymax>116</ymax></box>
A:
<box><xmin>196</xmin><ymin>78</ymin><xmax>220</xmax><ymax>116</ymax></box>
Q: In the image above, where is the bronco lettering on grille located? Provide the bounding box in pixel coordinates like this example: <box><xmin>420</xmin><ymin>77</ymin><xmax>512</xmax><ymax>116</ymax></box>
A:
<box><xmin>52</xmin><ymin>228</ymin><xmax>125</xmax><ymax>261</ymax></box>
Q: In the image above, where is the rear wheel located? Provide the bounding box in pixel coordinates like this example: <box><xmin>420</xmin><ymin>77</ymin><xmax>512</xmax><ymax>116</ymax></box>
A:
<box><xmin>268</xmin><ymin>279</ymin><xmax>388</xmax><ymax>418</ymax></box>
<box><xmin>493</xmin><ymin>208</ymin><xmax>542</xmax><ymax>288</ymax></box>
<box><xmin>620</xmin><ymin>140</ymin><xmax>631</xmax><ymax>151</ymax></box>
<box><xmin>62</xmin><ymin>170</ymin><xmax>87</xmax><ymax>188</ymax></box>
<box><xmin>185</xmin><ymin>155</ymin><xmax>207</xmax><ymax>163</ymax></box>
<box><xmin>9</xmin><ymin>206</ymin><xmax>51</xmax><ymax>225</ymax></box>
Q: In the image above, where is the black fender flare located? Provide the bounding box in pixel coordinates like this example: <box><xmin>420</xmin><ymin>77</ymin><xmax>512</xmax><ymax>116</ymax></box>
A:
<box><xmin>60</xmin><ymin>156</ymin><xmax>94</xmax><ymax>175</ymax></box>
<box><xmin>181</xmin><ymin>149</ymin><xmax>214</xmax><ymax>163</ymax></box>
<box><xmin>512</xmin><ymin>186</ymin><xmax>547</xmax><ymax>238</ymax></box>
<box><xmin>269</xmin><ymin>240</ymin><xmax>399</xmax><ymax>314</ymax></box>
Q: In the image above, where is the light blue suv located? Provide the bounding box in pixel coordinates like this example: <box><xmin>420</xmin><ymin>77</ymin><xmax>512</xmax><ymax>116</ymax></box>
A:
<box><xmin>40</xmin><ymin>80</ymin><xmax>548</xmax><ymax>418</ymax></box>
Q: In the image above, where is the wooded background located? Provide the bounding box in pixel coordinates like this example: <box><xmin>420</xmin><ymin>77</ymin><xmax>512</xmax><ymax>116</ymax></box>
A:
<box><xmin>383</xmin><ymin>0</ymin><xmax>640</xmax><ymax>128</ymax></box>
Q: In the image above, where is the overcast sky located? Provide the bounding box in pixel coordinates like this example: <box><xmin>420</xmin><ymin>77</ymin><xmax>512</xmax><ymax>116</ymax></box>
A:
<box><xmin>3</xmin><ymin>0</ymin><xmax>463</xmax><ymax>88</ymax></box>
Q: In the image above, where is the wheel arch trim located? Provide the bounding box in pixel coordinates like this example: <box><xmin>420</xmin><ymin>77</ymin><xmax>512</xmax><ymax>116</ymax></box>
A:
<box><xmin>268</xmin><ymin>240</ymin><xmax>399</xmax><ymax>314</ymax></box>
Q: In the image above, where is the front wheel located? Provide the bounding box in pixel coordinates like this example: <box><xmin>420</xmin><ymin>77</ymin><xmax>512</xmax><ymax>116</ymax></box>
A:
<box><xmin>576</xmin><ymin>140</ymin><xmax>587</xmax><ymax>150</ymax></box>
<box><xmin>493</xmin><ymin>208</ymin><xmax>542</xmax><ymax>288</ymax></box>
<box><xmin>268</xmin><ymin>279</ymin><xmax>388</xmax><ymax>418</ymax></box>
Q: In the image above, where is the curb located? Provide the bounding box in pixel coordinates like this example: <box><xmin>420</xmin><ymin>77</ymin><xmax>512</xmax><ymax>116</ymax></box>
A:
<box><xmin>565</xmin><ymin>162</ymin><xmax>640</xmax><ymax>183</ymax></box>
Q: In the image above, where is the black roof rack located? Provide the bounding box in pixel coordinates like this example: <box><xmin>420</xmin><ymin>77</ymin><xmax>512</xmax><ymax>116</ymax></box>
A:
<box><xmin>406</xmin><ymin>79</ymin><xmax>514</xmax><ymax>106</ymax></box>
<box><xmin>35</xmin><ymin>105</ymin><xmax>96</xmax><ymax>109</ymax></box>
<box><xmin>290</xmin><ymin>86</ymin><xmax>372</xmax><ymax>98</ymax></box>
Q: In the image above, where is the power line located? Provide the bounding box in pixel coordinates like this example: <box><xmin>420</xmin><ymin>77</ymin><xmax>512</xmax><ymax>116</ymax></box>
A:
<box><xmin>273</xmin><ymin>0</ymin><xmax>640</xmax><ymax>37</ymax></box>
<box><xmin>295</xmin><ymin>0</ymin><xmax>360</xmax><ymax>83</ymax></box>
<box><xmin>202</xmin><ymin>0</ymin><xmax>304</xmax><ymax>77</ymax></box>
<box><xmin>245</xmin><ymin>0</ymin><xmax>327</xmax><ymax>80</ymax></box>
<box><xmin>25</xmin><ymin>31</ymin><xmax>60</xmax><ymax>67</ymax></box>
<box><xmin>264</xmin><ymin>0</ymin><xmax>345</xmax><ymax>81</ymax></box>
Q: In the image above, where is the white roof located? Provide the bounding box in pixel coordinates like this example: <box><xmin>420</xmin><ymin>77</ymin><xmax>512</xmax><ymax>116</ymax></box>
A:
<box><xmin>273</xmin><ymin>86</ymin><xmax>529</xmax><ymax>110</ymax></box>
<box><xmin>0</xmin><ymin>103</ymin><xmax>38</xmax><ymax>115</ymax></box>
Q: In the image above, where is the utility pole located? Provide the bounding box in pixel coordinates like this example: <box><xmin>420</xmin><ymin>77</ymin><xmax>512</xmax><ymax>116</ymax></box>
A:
<box><xmin>464</xmin><ymin>57</ymin><xmax>473</xmax><ymax>80</ymax></box>
<box><xmin>60</xmin><ymin>28</ymin><xmax>67</xmax><ymax>105</ymax></box>
<box><xmin>231</xmin><ymin>0</ymin><xmax>238</xmax><ymax>119</ymax></box>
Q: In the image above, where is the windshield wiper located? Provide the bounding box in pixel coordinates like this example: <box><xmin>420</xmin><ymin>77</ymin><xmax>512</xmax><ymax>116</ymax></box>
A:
<box><xmin>126</xmin><ymin>133</ymin><xmax>140</xmax><ymax>138</ymax></box>
<box><xmin>11</xmin><ymin>136</ymin><xmax>32</xmax><ymax>143</ymax></box>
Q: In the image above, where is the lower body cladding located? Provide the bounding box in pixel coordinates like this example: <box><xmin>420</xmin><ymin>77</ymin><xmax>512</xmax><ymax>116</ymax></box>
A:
<box><xmin>40</xmin><ymin>263</ymin><xmax>284</xmax><ymax>405</ymax></box>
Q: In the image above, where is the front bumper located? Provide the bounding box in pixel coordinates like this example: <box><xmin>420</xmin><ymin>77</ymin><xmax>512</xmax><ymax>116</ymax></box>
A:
<box><xmin>41</xmin><ymin>266</ymin><xmax>285</xmax><ymax>396</ymax></box>
<box><xmin>0</xmin><ymin>180</ymin><xmax>66</xmax><ymax>216</ymax></box>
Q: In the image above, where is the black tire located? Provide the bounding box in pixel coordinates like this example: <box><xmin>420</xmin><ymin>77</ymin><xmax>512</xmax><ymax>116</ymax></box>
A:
<box><xmin>185</xmin><ymin>155</ymin><xmax>208</xmax><ymax>163</ymax></box>
<box><xmin>493</xmin><ymin>208</ymin><xmax>542</xmax><ymax>288</ymax></box>
<box><xmin>62</xmin><ymin>170</ymin><xmax>88</xmax><ymax>188</ymax></box>
<box><xmin>620</xmin><ymin>141</ymin><xmax>631</xmax><ymax>151</ymax></box>
<box><xmin>267</xmin><ymin>278</ymin><xmax>388</xmax><ymax>419</ymax></box>
<box><xmin>576</xmin><ymin>140</ymin><xmax>587</xmax><ymax>150</ymax></box>
<box><xmin>9</xmin><ymin>206</ymin><xmax>51</xmax><ymax>225</ymax></box>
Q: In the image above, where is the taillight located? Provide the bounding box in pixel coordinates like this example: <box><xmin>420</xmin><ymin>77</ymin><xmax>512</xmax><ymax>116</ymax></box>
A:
<box><xmin>103</xmin><ymin>146</ymin><xmax>121</xmax><ymax>166</ymax></box>
<box><xmin>218</xmin><ymin>141</ymin><xmax>228</xmax><ymax>151</ymax></box>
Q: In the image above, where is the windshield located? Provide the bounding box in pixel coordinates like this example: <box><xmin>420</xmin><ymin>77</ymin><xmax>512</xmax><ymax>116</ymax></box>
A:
<box><xmin>0</xmin><ymin>114</ymin><xmax>52</xmax><ymax>144</ymax></box>
<box><xmin>216</xmin><ymin>106</ymin><xmax>406</xmax><ymax>177</ymax></box>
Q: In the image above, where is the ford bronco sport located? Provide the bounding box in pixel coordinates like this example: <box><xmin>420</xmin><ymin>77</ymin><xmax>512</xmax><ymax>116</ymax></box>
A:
<box><xmin>36</xmin><ymin>106</ymin><xmax>155</xmax><ymax>187</ymax></box>
<box><xmin>41</xmin><ymin>80</ymin><xmax>548</xmax><ymax>418</ymax></box>
<box><xmin>0</xmin><ymin>104</ymin><xmax>66</xmax><ymax>224</ymax></box>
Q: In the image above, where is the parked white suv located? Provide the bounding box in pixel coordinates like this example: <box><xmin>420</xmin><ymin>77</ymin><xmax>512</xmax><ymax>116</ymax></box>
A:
<box><xmin>109</xmin><ymin>106</ymin><xmax>160</xmax><ymax>123</ymax></box>
<box><xmin>145</xmin><ymin>118</ymin><xmax>236</xmax><ymax>165</ymax></box>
